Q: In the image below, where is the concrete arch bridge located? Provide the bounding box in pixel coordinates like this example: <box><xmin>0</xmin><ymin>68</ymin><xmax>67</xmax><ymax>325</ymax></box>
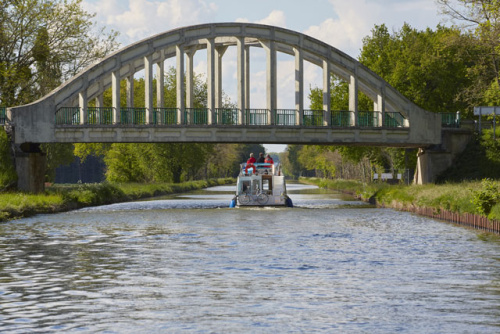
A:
<box><xmin>5</xmin><ymin>23</ymin><xmax>468</xmax><ymax>191</ymax></box>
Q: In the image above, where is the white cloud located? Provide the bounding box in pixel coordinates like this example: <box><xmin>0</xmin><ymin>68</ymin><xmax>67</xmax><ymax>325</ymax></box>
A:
<box><xmin>304</xmin><ymin>0</ymin><xmax>441</xmax><ymax>58</ymax></box>
<box><xmin>83</xmin><ymin>0</ymin><xmax>217</xmax><ymax>44</ymax></box>
<box><xmin>256</xmin><ymin>10</ymin><xmax>287</xmax><ymax>28</ymax></box>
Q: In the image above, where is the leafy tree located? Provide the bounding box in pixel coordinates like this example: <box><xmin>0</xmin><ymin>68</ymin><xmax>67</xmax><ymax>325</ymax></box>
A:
<box><xmin>0</xmin><ymin>0</ymin><xmax>118</xmax><ymax>106</ymax></box>
<box><xmin>0</xmin><ymin>128</ymin><xmax>16</xmax><ymax>188</ymax></box>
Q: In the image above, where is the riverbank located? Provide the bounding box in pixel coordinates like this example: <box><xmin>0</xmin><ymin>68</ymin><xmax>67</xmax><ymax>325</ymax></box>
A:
<box><xmin>300</xmin><ymin>177</ymin><xmax>500</xmax><ymax>234</ymax></box>
<box><xmin>0</xmin><ymin>178</ymin><xmax>234</xmax><ymax>222</ymax></box>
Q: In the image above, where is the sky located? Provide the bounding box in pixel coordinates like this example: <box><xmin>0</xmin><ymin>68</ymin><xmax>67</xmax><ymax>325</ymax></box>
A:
<box><xmin>82</xmin><ymin>0</ymin><xmax>447</xmax><ymax>152</ymax></box>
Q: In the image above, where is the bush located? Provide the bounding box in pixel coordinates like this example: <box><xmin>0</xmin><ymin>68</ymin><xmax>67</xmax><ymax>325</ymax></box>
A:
<box><xmin>470</xmin><ymin>179</ymin><xmax>500</xmax><ymax>216</ymax></box>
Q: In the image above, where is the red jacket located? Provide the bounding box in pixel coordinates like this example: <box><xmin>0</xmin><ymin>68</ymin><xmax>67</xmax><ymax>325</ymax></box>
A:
<box><xmin>247</xmin><ymin>157</ymin><xmax>256</xmax><ymax>164</ymax></box>
<box><xmin>264</xmin><ymin>157</ymin><xmax>274</xmax><ymax>164</ymax></box>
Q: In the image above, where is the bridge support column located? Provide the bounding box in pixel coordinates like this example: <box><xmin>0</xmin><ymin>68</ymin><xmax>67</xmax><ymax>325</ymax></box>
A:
<box><xmin>144</xmin><ymin>55</ymin><xmax>153</xmax><ymax>124</ymax></box>
<box><xmin>15</xmin><ymin>144</ymin><xmax>46</xmax><ymax>193</ymax></box>
<box><xmin>156</xmin><ymin>50</ymin><xmax>165</xmax><ymax>109</ymax></box>
<box><xmin>78</xmin><ymin>90</ymin><xmax>87</xmax><ymax>125</ymax></box>
<box><xmin>206</xmin><ymin>38</ymin><xmax>215</xmax><ymax>125</ymax></box>
<box><xmin>323</xmin><ymin>60</ymin><xmax>331</xmax><ymax>126</ymax></box>
<box><xmin>349</xmin><ymin>70</ymin><xmax>358</xmax><ymax>126</ymax></box>
<box><xmin>262</xmin><ymin>40</ymin><xmax>277</xmax><ymax>125</ymax></box>
<box><xmin>215</xmin><ymin>45</ymin><xmax>228</xmax><ymax>111</ymax></box>
<box><xmin>375</xmin><ymin>86</ymin><xmax>386</xmax><ymax>127</ymax></box>
<box><xmin>112</xmin><ymin>70</ymin><xmax>120</xmax><ymax>124</ymax></box>
<box><xmin>176</xmin><ymin>45</ymin><xmax>185</xmax><ymax>124</ymax></box>
<box><xmin>186</xmin><ymin>48</ymin><xmax>195</xmax><ymax>112</ymax></box>
<box><xmin>236</xmin><ymin>37</ymin><xmax>245</xmax><ymax>125</ymax></box>
<box><xmin>245</xmin><ymin>46</ymin><xmax>250</xmax><ymax>114</ymax></box>
<box><xmin>294</xmin><ymin>47</ymin><xmax>303</xmax><ymax>126</ymax></box>
<box><xmin>126</xmin><ymin>74</ymin><xmax>134</xmax><ymax>108</ymax></box>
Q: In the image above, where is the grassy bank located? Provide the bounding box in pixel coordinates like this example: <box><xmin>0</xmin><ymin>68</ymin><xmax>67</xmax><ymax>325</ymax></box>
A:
<box><xmin>0</xmin><ymin>178</ymin><xmax>234</xmax><ymax>222</ymax></box>
<box><xmin>300</xmin><ymin>177</ymin><xmax>500</xmax><ymax>221</ymax></box>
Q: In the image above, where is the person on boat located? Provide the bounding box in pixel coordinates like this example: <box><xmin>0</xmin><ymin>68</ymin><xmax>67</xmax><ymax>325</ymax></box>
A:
<box><xmin>264</xmin><ymin>154</ymin><xmax>274</xmax><ymax>164</ymax></box>
<box><xmin>247</xmin><ymin>153</ymin><xmax>256</xmax><ymax>164</ymax></box>
<box><xmin>257</xmin><ymin>152</ymin><xmax>265</xmax><ymax>163</ymax></box>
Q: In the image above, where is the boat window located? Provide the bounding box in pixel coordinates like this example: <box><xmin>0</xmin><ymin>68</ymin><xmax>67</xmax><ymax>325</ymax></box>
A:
<box><xmin>251</xmin><ymin>180</ymin><xmax>260</xmax><ymax>195</ymax></box>
<box><xmin>242</xmin><ymin>181</ymin><xmax>251</xmax><ymax>193</ymax></box>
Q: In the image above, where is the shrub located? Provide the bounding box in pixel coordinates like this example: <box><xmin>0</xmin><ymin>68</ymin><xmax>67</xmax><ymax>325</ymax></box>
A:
<box><xmin>470</xmin><ymin>178</ymin><xmax>500</xmax><ymax>216</ymax></box>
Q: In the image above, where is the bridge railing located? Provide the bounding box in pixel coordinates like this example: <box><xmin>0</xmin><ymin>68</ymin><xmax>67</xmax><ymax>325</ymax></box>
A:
<box><xmin>215</xmin><ymin>108</ymin><xmax>238</xmax><ymax>125</ymax></box>
<box><xmin>331</xmin><ymin>111</ymin><xmax>353</xmax><ymax>127</ymax></box>
<box><xmin>245</xmin><ymin>109</ymin><xmax>268</xmax><ymax>125</ymax></box>
<box><xmin>53</xmin><ymin>107</ymin><xmax>411</xmax><ymax>128</ymax></box>
<box><xmin>0</xmin><ymin>107</ymin><xmax>6</xmax><ymax>125</ymax></box>
<box><xmin>384</xmin><ymin>112</ymin><xmax>407</xmax><ymax>128</ymax></box>
<box><xmin>274</xmin><ymin>109</ymin><xmax>296</xmax><ymax>126</ymax></box>
<box><xmin>184</xmin><ymin>108</ymin><xmax>208</xmax><ymax>125</ymax></box>
<box><xmin>441</xmin><ymin>112</ymin><xmax>460</xmax><ymax>128</ymax></box>
<box><xmin>56</xmin><ymin>107</ymin><xmax>80</xmax><ymax>125</ymax></box>
<box><xmin>121</xmin><ymin>108</ymin><xmax>146</xmax><ymax>125</ymax></box>
<box><xmin>88</xmin><ymin>107</ymin><xmax>113</xmax><ymax>125</ymax></box>
<box><xmin>303</xmin><ymin>110</ymin><xmax>324</xmax><ymax>126</ymax></box>
<box><xmin>154</xmin><ymin>108</ymin><xmax>178</xmax><ymax>125</ymax></box>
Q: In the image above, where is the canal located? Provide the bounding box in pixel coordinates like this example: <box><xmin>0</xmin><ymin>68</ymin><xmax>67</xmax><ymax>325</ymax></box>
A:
<box><xmin>1</xmin><ymin>184</ymin><xmax>499</xmax><ymax>333</ymax></box>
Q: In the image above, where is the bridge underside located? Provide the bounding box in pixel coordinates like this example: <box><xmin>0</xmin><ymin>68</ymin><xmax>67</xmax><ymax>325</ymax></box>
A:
<box><xmin>53</xmin><ymin>126</ymin><xmax>421</xmax><ymax>147</ymax></box>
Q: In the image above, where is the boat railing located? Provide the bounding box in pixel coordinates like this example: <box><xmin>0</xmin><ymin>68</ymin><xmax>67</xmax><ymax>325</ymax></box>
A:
<box><xmin>240</xmin><ymin>162</ymin><xmax>280</xmax><ymax>176</ymax></box>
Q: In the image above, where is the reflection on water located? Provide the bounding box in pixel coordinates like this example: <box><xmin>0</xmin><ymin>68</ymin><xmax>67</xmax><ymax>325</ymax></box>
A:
<box><xmin>1</xmin><ymin>184</ymin><xmax>500</xmax><ymax>333</ymax></box>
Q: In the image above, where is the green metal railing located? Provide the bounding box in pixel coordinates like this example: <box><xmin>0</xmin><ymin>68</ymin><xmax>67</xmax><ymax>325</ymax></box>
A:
<box><xmin>56</xmin><ymin>107</ymin><xmax>80</xmax><ymax>125</ymax></box>
<box><xmin>275</xmin><ymin>109</ymin><xmax>296</xmax><ymax>125</ymax></box>
<box><xmin>0</xmin><ymin>107</ymin><xmax>6</xmax><ymax>125</ymax></box>
<box><xmin>87</xmin><ymin>107</ymin><xmax>113</xmax><ymax>125</ymax></box>
<box><xmin>215</xmin><ymin>108</ymin><xmax>238</xmax><ymax>125</ymax></box>
<box><xmin>358</xmin><ymin>111</ymin><xmax>378</xmax><ymax>127</ymax></box>
<box><xmin>331</xmin><ymin>111</ymin><xmax>353</xmax><ymax>127</ymax></box>
<box><xmin>184</xmin><ymin>108</ymin><xmax>208</xmax><ymax>125</ymax></box>
<box><xmin>121</xmin><ymin>107</ymin><xmax>146</xmax><ymax>125</ymax></box>
<box><xmin>441</xmin><ymin>112</ymin><xmax>460</xmax><ymax>128</ymax></box>
<box><xmin>303</xmin><ymin>110</ymin><xmax>324</xmax><ymax>126</ymax></box>
<box><xmin>384</xmin><ymin>112</ymin><xmax>406</xmax><ymax>128</ymax></box>
<box><xmin>245</xmin><ymin>109</ymin><xmax>268</xmax><ymax>125</ymax></box>
<box><xmin>154</xmin><ymin>108</ymin><xmax>178</xmax><ymax>125</ymax></box>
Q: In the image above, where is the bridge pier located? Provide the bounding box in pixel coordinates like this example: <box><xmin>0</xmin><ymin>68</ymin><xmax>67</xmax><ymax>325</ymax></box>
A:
<box><xmin>414</xmin><ymin>129</ymin><xmax>472</xmax><ymax>184</ymax></box>
<box><xmin>15</xmin><ymin>144</ymin><xmax>46</xmax><ymax>193</ymax></box>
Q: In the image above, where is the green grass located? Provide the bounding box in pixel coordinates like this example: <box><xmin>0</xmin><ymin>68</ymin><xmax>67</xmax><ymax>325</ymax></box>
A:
<box><xmin>300</xmin><ymin>177</ymin><xmax>498</xmax><ymax>220</ymax></box>
<box><xmin>0</xmin><ymin>178</ymin><xmax>235</xmax><ymax>223</ymax></box>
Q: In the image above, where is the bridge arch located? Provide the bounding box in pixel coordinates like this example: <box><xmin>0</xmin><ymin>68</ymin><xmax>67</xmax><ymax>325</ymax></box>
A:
<box><xmin>8</xmin><ymin>22</ymin><xmax>440</xmax><ymax>146</ymax></box>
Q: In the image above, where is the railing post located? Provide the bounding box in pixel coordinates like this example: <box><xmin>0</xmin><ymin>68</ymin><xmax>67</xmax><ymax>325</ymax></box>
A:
<box><xmin>176</xmin><ymin>45</ymin><xmax>185</xmax><ymax>125</ymax></box>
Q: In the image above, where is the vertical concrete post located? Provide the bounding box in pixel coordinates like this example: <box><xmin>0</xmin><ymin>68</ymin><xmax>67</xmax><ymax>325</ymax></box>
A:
<box><xmin>78</xmin><ymin>90</ymin><xmax>87</xmax><ymax>125</ymax></box>
<box><xmin>206</xmin><ymin>38</ymin><xmax>215</xmax><ymax>125</ymax></box>
<box><xmin>95</xmin><ymin>93</ymin><xmax>103</xmax><ymax>124</ymax></box>
<box><xmin>294</xmin><ymin>47</ymin><xmax>304</xmax><ymax>126</ymax></box>
<box><xmin>126</xmin><ymin>75</ymin><xmax>134</xmax><ymax>108</ymax></box>
<box><xmin>349</xmin><ymin>69</ymin><xmax>359</xmax><ymax>127</ymax></box>
<box><xmin>15</xmin><ymin>147</ymin><xmax>46</xmax><ymax>193</ymax></box>
<box><xmin>186</xmin><ymin>48</ymin><xmax>195</xmax><ymax>122</ymax></box>
<box><xmin>156</xmin><ymin>50</ymin><xmax>165</xmax><ymax>110</ymax></box>
<box><xmin>244</xmin><ymin>45</ymin><xmax>251</xmax><ymax>123</ymax></box>
<box><xmin>215</xmin><ymin>46</ymin><xmax>228</xmax><ymax>111</ymax></box>
<box><xmin>144</xmin><ymin>55</ymin><xmax>153</xmax><ymax>124</ymax></box>
<box><xmin>112</xmin><ymin>70</ymin><xmax>120</xmax><ymax>124</ymax></box>
<box><xmin>176</xmin><ymin>45</ymin><xmax>185</xmax><ymax>125</ymax></box>
<box><xmin>264</xmin><ymin>40</ymin><xmax>277</xmax><ymax>125</ymax></box>
<box><xmin>376</xmin><ymin>86</ymin><xmax>386</xmax><ymax>127</ymax></box>
<box><xmin>323</xmin><ymin>59</ymin><xmax>331</xmax><ymax>126</ymax></box>
<box><xmin>236</xmin><ymin>37</ymin><xmax>246</xmax><ymax>125</ymax></box>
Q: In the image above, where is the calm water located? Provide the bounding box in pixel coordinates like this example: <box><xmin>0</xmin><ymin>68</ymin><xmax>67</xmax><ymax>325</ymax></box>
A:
<box><xmin>1</xmin><ymin>184</ymin><xmax>500</xmax><ymax>333</ymax></box>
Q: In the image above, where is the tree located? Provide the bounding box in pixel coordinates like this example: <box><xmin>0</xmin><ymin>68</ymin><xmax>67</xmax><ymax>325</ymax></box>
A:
<box><xmin>436</xmin><ymin>0</ymin><xmax>500</xmax><ymax>106</ymax></box>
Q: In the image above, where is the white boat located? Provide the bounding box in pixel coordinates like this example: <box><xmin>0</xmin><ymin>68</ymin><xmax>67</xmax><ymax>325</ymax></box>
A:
<box><xmin>229</xmin><ymin>162</ymin><xmax>293</xmax><ymax>207</ymax></box>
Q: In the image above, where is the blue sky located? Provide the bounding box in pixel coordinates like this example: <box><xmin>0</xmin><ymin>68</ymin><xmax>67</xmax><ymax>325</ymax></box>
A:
<box><xmin>83</xmin><ymin>0</ymin><xmax>447</xmax><ymax>152</ymax></box>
